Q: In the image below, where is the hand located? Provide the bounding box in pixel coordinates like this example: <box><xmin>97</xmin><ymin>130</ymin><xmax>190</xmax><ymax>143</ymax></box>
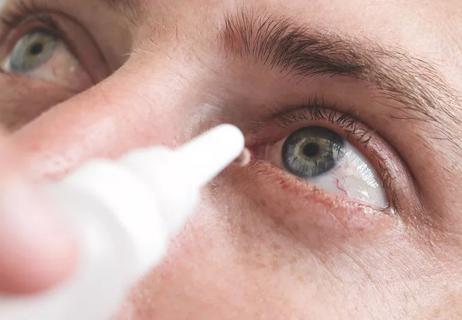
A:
<box><xmin>0</xmin><ymin>135</ymin><xmax>76</xmax><ymax>294</ymax></box>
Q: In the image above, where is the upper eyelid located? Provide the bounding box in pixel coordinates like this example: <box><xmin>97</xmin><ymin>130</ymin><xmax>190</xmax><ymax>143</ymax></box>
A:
<box><xmin>271</xmin><ymin>100</ymin><xmax>373</xmax><ymax>147</ymax></box>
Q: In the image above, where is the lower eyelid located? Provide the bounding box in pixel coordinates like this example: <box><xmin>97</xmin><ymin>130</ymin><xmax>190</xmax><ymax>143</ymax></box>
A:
<box><xmin>0</xmin><ymin>75</ymin><xmax>77</xmax><ymax>130</ymax></box>
<box><xmin>262</xmin><ymin>135</ymin><xmax>388</xmax><ymax>209</ymax></box>
<box><xmin>252</xmin><ymin>135</ymin><xmax>396</xmax><ymax>210</ymax></box>
<box><xmin>235</xmin><ymin>159</ymin><xmax>397</xmax><ymax>239</ymax></box>
<box><xmin>249</xmin><ymin>149</ymin><xmax>392</xmax><ymax>212</ymax></box>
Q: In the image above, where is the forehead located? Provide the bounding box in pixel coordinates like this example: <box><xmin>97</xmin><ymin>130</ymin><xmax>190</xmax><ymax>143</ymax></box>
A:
<box><xmin>226</xmin><ymin>0</ymin><xmax>462</xmax><ymax>118</ymax></box>
<box><xmin>255</xmin><ymin>0</ymin><xmax>461</xmax><ymax>63</ymax></box>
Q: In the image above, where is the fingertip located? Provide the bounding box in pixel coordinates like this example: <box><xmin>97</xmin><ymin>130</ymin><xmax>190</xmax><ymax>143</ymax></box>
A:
<box><xmin>0</xmin><ymin>229</ymin><xmax>78</xmax><ymax>295</ymax></box>
<box><xmin>0</xmin><ymin>182</ymin><xmax>78</xmax><ymax>294</ymax></box>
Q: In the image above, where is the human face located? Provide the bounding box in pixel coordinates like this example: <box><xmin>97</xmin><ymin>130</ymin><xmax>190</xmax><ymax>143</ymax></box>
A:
<box><xmin>1</xmin><ymin>0</ymin><xmax>462</xmax><ymax>319</ymax></box>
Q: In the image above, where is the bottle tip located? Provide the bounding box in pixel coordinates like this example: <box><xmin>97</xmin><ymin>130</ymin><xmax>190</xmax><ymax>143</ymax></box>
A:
<box><xmin>234</xmin><ymin>148</ymin><xmax>252</xmax><ymax>167</ymax></box>
<box><xmin>174</xmin><ymin>124</ymin><xmax>245</xmax><ymax>188</ymax></box>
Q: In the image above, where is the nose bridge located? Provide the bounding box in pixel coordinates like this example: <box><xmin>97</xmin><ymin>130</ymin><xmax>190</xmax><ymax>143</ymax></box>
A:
<box><xmin>102</xmin><ymin>45</ymin><xmax>222</xmax><ymax>143</ymax></box>
<box><xmin>12</xmin><ymin>45</ymin><xmax>207</xmax><ymax>178</ymax></box>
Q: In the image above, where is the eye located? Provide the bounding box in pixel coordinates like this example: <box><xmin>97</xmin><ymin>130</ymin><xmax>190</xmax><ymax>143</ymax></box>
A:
<box><xmin>1</xmin><ymin>28</ymin><xmax>91</xmax><ymax>91</ymax></box>
<box><xmin>264</xmin><ymin>125</ymin><xmax>388</xmax><ymax>208</ymax></box>
<box><xmin>0</xmin><ymin>7</ymin><xmax>110</xmax><ymax>93</ymax></box>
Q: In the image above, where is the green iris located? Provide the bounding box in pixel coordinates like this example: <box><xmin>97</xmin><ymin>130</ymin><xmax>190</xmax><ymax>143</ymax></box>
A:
<box><xmin>8</xmin><ymin>30</ymin><xmax>58</xmax><ymax>73</ymax></box>
<box><xmin>282</xmin><ymin>126</ymin><xmax>346</xmax><ymax>178</ymax></box>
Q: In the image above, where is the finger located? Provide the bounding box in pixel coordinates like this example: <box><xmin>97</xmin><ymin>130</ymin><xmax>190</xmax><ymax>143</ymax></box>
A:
<box><xmin>0</xmin><ymin>136</ymin><xmax>77</xmax><ymax>294</ymax></box>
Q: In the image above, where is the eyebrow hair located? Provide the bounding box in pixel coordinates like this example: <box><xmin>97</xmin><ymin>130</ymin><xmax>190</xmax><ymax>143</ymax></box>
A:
<box><xmin>221</xmin><ymin>11</ymin><xmax>462</xmax><ymax>153</ymax></box>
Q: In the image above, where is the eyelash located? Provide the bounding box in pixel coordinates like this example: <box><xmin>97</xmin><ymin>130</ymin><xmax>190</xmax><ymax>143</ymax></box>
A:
<box><xmin>274</xmin><ymin>98</ymin><xmax>373</xmax><ymax>146</ymax></box>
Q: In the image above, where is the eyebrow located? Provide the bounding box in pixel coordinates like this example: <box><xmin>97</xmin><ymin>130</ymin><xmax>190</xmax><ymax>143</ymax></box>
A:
<box><xmin>221</xmin><ymin>11</ymin><xmax>462</xmax><ymax>152</ymax></box>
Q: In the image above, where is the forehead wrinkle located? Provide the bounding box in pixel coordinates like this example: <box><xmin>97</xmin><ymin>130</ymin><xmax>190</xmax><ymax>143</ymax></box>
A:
<box><xmin>219</xmin><ymin>9</ymin><xmax>462</xmax><ymax>155</ymax></box>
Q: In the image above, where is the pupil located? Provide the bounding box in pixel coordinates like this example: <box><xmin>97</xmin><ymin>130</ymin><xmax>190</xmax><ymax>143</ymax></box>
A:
<box><xmin>303</xmin><ymin>143</ymin><xmax>320</xmax><ymax>158</ymax></box>
<box><xmin>29</xmin><ymin>42</ymin><xmax>44</xmax><ymax>56</ymax></box>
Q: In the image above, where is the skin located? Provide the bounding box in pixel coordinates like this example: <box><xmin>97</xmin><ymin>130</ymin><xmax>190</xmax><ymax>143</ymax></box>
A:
<box><xmin>0</xmin><ymin>0</ymin><xmax>461</xmax><ymax>319</ymax></box>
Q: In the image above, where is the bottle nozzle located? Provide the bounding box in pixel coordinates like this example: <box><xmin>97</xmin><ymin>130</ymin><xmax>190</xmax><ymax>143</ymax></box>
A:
<box><xmin>174</xmin><ymin>124</ymin><xmax>245</xmax><ymax>188</ymax></box>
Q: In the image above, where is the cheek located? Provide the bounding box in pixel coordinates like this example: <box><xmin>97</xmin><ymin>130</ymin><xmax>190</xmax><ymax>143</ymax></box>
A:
<box><xmin>126</xmin><ymin>192</ymin><xmax>322</xmax><ymax>318</ymax></box>
<box><xmin>129</xmin><ymin>170</ymin><xmax>391</xmax><ymax>318</ymax></box>
<box><xmin>123</xmin><ymin>167</ymin><xmax>443</xmax><ymax>318</ymax></box>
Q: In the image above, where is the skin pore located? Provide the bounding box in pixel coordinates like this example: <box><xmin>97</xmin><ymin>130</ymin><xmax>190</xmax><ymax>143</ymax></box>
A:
<box><xmin>1</xmin><ymin>0</ymin><xmax>462</xmax><ymax>319</ymax></box>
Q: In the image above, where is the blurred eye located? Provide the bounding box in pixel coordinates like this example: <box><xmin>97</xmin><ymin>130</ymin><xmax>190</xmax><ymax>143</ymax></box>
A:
<box><xmin>265</xmin><ymin>126</ymin><xmax>388</xmax><ymax>208</ymax></box>
<box><xmin>2</xmin><ymin>29</ymin><xmax>92</xmax><ymax>91</ymax></box>
<box><xmin>6</xmin><ymin>30</ymin><xmax>57</xmax><ymax>72</ymax></box>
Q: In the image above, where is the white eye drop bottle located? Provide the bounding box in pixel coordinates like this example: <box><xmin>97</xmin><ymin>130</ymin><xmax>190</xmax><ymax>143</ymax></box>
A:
<box><xmin>0</xmin><ymin>124</ymin><xmax>245</xmax><ymax>320</ymax></box>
